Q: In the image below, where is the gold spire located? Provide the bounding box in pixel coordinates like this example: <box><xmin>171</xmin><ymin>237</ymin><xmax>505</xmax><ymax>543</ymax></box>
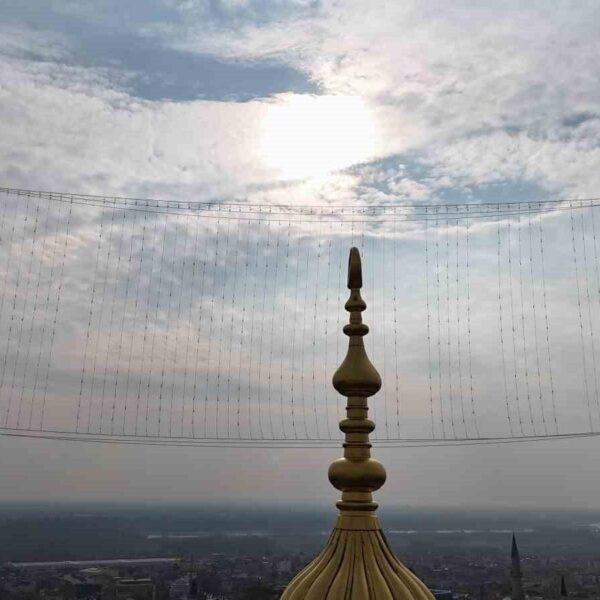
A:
<box><xmin>281</xmin><ymin>247</ymin><xmax>435</xmax><ymax>600</ymax></box>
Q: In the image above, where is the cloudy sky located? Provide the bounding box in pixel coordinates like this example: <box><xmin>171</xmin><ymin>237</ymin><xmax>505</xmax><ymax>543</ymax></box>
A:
<box><xmin>1</xmin><ymin>0</ymin><xmax>600</xmax><ymax>509</ymax></box>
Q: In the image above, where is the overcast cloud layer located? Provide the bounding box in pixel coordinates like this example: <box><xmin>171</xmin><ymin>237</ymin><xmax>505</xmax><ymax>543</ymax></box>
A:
<box><xmin>1</xmin><ymin>0</ymin><xmax>600</xmax><ymax>509</ymax></box>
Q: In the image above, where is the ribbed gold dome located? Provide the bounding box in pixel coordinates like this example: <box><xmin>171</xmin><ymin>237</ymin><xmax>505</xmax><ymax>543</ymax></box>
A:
<box><xmin>281</xmin><ymin>247</ymin><xmax>434</xmax><ymax>600</ymax></box>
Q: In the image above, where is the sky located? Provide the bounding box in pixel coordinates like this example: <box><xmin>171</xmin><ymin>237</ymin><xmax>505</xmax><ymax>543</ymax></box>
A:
<box><xmin>1</xmin><ymin>0</ymin><xmax>600</xmax><ymax>510</ymax></box>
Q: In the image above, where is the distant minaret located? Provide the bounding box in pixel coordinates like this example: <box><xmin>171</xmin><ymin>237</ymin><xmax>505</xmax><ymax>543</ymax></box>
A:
<box><xmin>560</xmin><ymin>574</ymin><xmax>568</xmax><ymax>597</ymax></box>
<box><xmin>511</xmin><ymin>533</ymin><xmax>525</xmax><ymax>600</ymax></box>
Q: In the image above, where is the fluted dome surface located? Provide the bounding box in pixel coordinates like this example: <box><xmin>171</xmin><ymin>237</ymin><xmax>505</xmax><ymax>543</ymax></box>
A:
<box><xmin>281</xmin><ymin>515</ymin><xmax>434</xmax><ymax>600</ymax></box>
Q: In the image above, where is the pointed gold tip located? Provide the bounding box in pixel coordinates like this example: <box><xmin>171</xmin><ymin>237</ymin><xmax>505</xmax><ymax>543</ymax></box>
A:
<box><xmin>347</xmin><ymin>246</ymin><xmax>362</xmax><ymax>289</ymax></box>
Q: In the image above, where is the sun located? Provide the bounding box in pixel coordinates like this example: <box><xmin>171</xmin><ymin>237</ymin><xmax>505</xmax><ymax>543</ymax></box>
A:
<box><xmin>259</xmin><ymin>94</ymin><xmax>379</xmax><ymax>180</ymax></box>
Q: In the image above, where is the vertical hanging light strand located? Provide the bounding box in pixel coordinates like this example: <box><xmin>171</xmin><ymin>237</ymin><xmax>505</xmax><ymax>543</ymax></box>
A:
<box><xmin>517</xmin><ymin>205</ymin><xmax>536</xmax><ymax>435</ymax></box>
<box><xmin>290</xmin><ymin>228</ymin><xmax>302</xmax><ymax>439</ymax></box>
<box><xmin>455</xmin><ymin>215</ymin><xmax>468</xmax><ymax>438</ymax></box>
<box><xmin>538</xmin><ymin>210</ymin><xmax>559</xmax><ymax>434</ymax></box>
<box><xmin>497</xmin><ymin>208</ymin><xmax>515</xmax><ymax>436</ymax></box>
<box><xmin>445</xmin><ymin>209</ymin><xmax>456</xmax><ymax>438</ymax></box>
<box><xmin>157</xmin><ymin>216</ymin><xmax>179</xmax><ymax>436</ymax></box>
<box><xmin>590</xmin><ymin>205</ymin><xmax>600</xmax><ymax>424</ymax></box>
<box><xmin>527</xmin><ymin>207</ymin><xmax>548</xmax><ymax>436</ymax></box>
<box><xmin>100</xmin><ymin>208</ymin><xmax>127</xmax><ymax>434</ymax></box>
<box><xmin>380</xmin><ymin>228</ymin><xmax>389</xmax><ymax>439</ymax></box>
<box><xmin>236</xmin><ymin>219</ymin><xmax>252</xmax><ymax>439</ymax></box>
<box><xmin>88</xmin><ymin>200</ymin><xmax>118</xmax><ymax>433</ymax></box>
<box><xmin>323</xmin><ymin>229</ymin><xmax>333</xmax><ymax>439</ymax></box>
<box><xmin>570</xmin><ymin>202</ymin><xmax>593</xmax><ymax>431</ymax></box>
<box><xmin>265</xmin><ymin>221</ymin><xmax>281</xmax><ymax>439</ymax></box>
<box><xmin>393</xmin><ymin>212</ymin><xmax>401</xmax><ymax>438</ymax></box>
<box><xmin>300</xmin><ymin>230</ymin><xmax>311</xmax><ymax>438</ymax></box>
<box><xmin>169</xmin><ymin>217</ymin><xmax>189</xmax><ymax>437</ymax></box>
<box><xmin>225</xmin><ymin>217</ymin><xmax>242</xmax><ymax>438</ymax></box>
<box><xmin>507</xmin><ymin>215</ymin><xmax>525</xmax><ymax>436</ymax></box>
<box><xmin>110</xmin><ymin>209</ymin><xmax>137</xmax><ymax>434</ymax></box>
<box><xmin>181</xmin><ymin>215</ymin><xmax>201</xmax><ymax>437</ymax></box>
<box><xmin>127</xmin><ymin>210</ymin><xmax>148</xmax><ymax>435</ymax></box>
<box><xmin>135</xmin><ymin>208</ymin><xmax>159</xmax><ymax>436</ymax></box>
<box><xmin>22</xmin><ymin>196</ymin><xmax>53</xmax><ymax>429</ymax></box>
<box><xmin>214</xmin><ymin>217</ymin><xmax>233</xmax><ymax>438</ymax></box>
<box><xmin>279</xmin><ymin>222</ymin><xmax>292</xmax><ymax>439</ymax></box>
<box><xmin>29</xmin><ymin>199</ymin><xmax>63</xmax><ymax>429</ymax></box>
<box><xmin>145</xmin><ymin>211</ymin><xmax>169</xmax><ymax>437</ymax></box>
<box><xmin>435</xmin><ymin>208</ymin><xmax>445</xmax><ymax>439</ymax></box>
<box><xmin>40</xmin><ymin>196</ymin><xmax>73</xmax><ymax>431</ymax></box>
<box><xmin>425</xmin><ymin>212</ymin><xmax>435</xmax><ymax>439</ymax></box>
<box><xmin>255</xmin><ymin>220</ymin><xmax>271</xmax><ymax>439</ymax></box>
<box><xmin>580</xmin><ymin>202</ymin><xmax>600</xmax><ymax>428</ymax></box>
<box><xmin>311</xmin><ymin>220</ymin><xmax>323</xmax><ymax>439</ymax></box>
<box><xmin>1</xmin><ymin>195</ymin><xmax>29</xmax><ymax>417</ymax></box>
<box><xmin>12</xmin><ymin>195</ymin><xmax>42</xmax><ymax>428</ymax></box>
<box><xmin>465</xmin><ymin>211</ymin><xmax>480</xmax><ymax>437</ymax></box>
<box><xmin>247</xmin><ymin>219</ymin><xmax>262</xmax><ymax>438</ymax></box>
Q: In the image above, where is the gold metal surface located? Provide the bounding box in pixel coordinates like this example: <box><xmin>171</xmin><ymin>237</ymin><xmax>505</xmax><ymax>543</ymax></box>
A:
<box><xmin>281</xmin><ymin>247</ymin><xmax>435</xmax><ymax>600</ymax></box>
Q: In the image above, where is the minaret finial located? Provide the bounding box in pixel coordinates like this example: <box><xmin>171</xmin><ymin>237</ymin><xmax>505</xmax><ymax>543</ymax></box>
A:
<box><xmin>281</xmin><ymin>247</ymin><xmax>434</xmax><ymax>600</ymax></box>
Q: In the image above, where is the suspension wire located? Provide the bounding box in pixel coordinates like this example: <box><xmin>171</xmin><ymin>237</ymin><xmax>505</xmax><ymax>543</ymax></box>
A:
<box><xmin>182</xmin><ymin>216</ymin><xmax>200</xmax><ymax>437</ymax></box>
<box><xmin>323</xmin><ymin>227</ymin><xmax>333</xmax><ymax>439</ymax></box>
<box><xmin>507</xmin><ymin>216</ymin><xmax>525</xmax><ymax>436</ymax></box>
<box><xmin>279</xmin><ymin>222</ymin><xmax>292</xmax><ymax>439</ymax></box>
<box><xmin>214</xmin><ymin>217</ymin><xmax>233</xmax><ymax>438</ymax></box>
<box><xmin>170</xmin><ymin>216</ymin><xmax>189</xmax><ymax>437</ymax></box>
<box><xmin>435</xmin><ymin>209</ymin><xmax>445</xmax><ymax>439</ymax></box>
<box><xmin>236</xmin><ymin>219</ymin><xmax>252</xmax><ymax>438</ymax></box>
<box><xmin>80</xmin><ymin>209</ymin><xmax>106</xmax><ymax>433</ymax></box>
<box><xmin>538</xmin><ymin>211</ymin><xmax>559</xmax><ymax>434</ymax></box>
<box><xmin>380</xmin><ymin>230</ymin><xmax>390</xmax><ymax>439</ymax></box>
<box><xmin>22</xmin><ymin>196</ymin><xmax>53</xmax><ymax>428</ymax></box>
<box><xmin>311</xmin><ymin>219</ymin><xmax>323</xmax><ymax>439</ymax></box>
<box><xmin>497</xmin><ymin>208</ymin><xmax>515</xmax><ymax>436</ymax></box>
<box><xmin>145</xmin><ymin>211</ymin><xmax>169</xmax><ymax>436</ymax></box>
<box><xmin>424</xmin><ymin>213</ymin><xmax>435</xmax><ymax>438</ymax></box>
<box><xmin>126</xmin><ymin>210</ymin><xmax>147</xmax><ymax>435</ymax></box>
<box><xmin>109</xmin><ymin>209</ymin><xmax>136</xmax><ymax>434</ymax></box>
<box><xmin>101</xmin><ymin>207</ymin><xmax>127</xmax><ymax>433</ymax></box>
<box><xmin>11</xmin><ymin>195</ymin><xmax>41</xmax><ymax>428</ymax></box>
<box><xmin>393</xmin><ymin>215</ymin><xmax>401</xmax><ymax>438</ymax></box>
<box><xmin>290</xmin><ymin>229</ymin><xmax>302</xmax><ymax>438</ymax></box>
<box><xmin>465</xmin><ymin>210</ymin><xmax>480</xmax><ymax>437</ymax></box>
<box><xmin>5</xmin><ymin>186</ymin><xmax>600</xmax><ymax>214</ymax></box>
<box><xmin>247</xmin><ymin>219</ymin><xmax>262</xmax><ymax>438</ymax></box>
<box><xmin>580</xmin><ymin>202</ymin><xmax>600</xmax><ymax>428</ymax></box>
<box><xmin>29</xmin><ymin>198</ymin><xmax>63</xmax><ymax>429</ymax></box>
<box><xmin>455</xmin><ymin>215</ymin><xmax>468</xmax><ymax>438</ymax></box>
<box><xmin>135</xmin><ymin>211</ymin><xmax>159</xmax><ymax>435</ymax></box>
<box><xmin>590</xmin><ymin>206</ymin><xmax>600</xmax><ymax>424</ymax></box>
<box><xmin>255</xmin><ymin>219</ymin><xmax>270</xmax><ymax>439</ymax></box>
<box><xmin>570</xmin><ymin>202</ymin><xmax>593</xmax><ymax>431</ymax></box>
<box><xmin>527</xmin><ymin>207</ymin><xmax>548</xmax><ymax>436</ymax></box>
<box><xmin>300</xmin><ymin>231</ymin><xmax>310</xmax><ymax>438</ymax></box>
<box><xmin>225</xmin><ymin>216</ymin><xmax>242</xmax><ymax>438</ymax></box>
<box><xmin>517</xmin><ymin>205</ymin><xmax>536</xmax><ymax>435</ymax></box>
<box><xmin>5</xmin><ymin>188</ymin><xmax>600</xmax><ymax>224</ymax></box>
<box><xmin>0</xmin><ymin>192</ymin><xmax>20</xmax><ymax>420</ymax></box>
<box><xmin>445</xmin><ymin>209</ymin><xmax>457</xmax><ymax>438</ymax></box>
<box><xmin>40</xmin><ymin>197</ymin><xmax>73</xmax><ymax>430</ymax></box>
<box><xmin>265</xmin><ymin>220</ymin><xmax>280</xmax><ymax>439</ymax></box>
<box><xmin>88</xmin><ymin>200</ymin><xmax>118</xmax><ymax>433</ymax></box>
<box><xmin>157</xmin><ymin>215</ymin><xmax>179</xmax><ymax>436</ymax></box>
<box><xmin>336</xmin><ymin>221</ymin><xmax>343</xmax><ymax>425</ymax></box>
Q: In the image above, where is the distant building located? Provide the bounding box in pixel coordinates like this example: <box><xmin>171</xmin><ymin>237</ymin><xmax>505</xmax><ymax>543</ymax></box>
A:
<box><xmin>169</xmin><ymin>576</ymin><xmax>190</xmax><ymax>599</ymax></box>
<box><xmin>510</xmin><ymin>534</ymin><xmax>525</xmax><ymax>600</ymax></box>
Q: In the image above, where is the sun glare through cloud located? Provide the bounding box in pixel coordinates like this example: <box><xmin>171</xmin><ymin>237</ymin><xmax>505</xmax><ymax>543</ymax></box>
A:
<box><xmin>259</xmin><ymin>94</ymin><xmax>379</xmax><ymax>180</ymax></box>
